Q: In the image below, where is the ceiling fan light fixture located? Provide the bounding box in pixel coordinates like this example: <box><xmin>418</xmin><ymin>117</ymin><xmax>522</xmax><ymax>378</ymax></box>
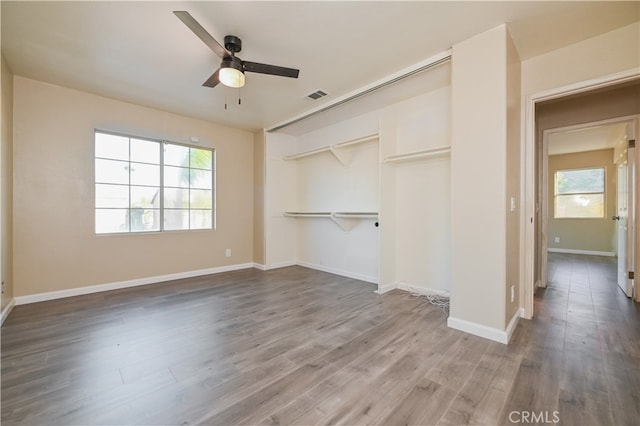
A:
<box><xmin>219</xmin><ymin>58</ymin><xmax>245</xmax><ymax>88</ymax></box>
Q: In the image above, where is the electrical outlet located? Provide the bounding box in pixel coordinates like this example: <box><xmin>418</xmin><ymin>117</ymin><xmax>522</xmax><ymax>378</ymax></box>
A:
<box><xmin>554</xmin><ymin>237</ymin><xmax>560</xmax><ymax>243</ymax></box>
<box><xmin>510</xmin><ymin>285</ymin><xmax>515</xmax><ymax>303</ymax></box>
<box><xmin>1</xmin><ymin>281</ymin><xmax>4</xmax><ymax>295</ymax></box>
<box><xmin>225</xmin><ymin>249</ymin><xmax>231</xmax><ymax>257</ymax></box>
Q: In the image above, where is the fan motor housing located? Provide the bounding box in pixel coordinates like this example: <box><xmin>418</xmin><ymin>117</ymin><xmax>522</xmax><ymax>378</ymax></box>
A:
<box><xmin>224</xmin><ymin>35</ymin><xmax>242</xmax><ymax>53</ymax></box>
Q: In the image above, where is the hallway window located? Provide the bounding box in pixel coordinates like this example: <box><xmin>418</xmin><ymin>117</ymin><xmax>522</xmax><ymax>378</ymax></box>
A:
<box><xmin>554</xmin><ymin>167</ymin><xmax>605</xmax><ymax>218</ymax></box>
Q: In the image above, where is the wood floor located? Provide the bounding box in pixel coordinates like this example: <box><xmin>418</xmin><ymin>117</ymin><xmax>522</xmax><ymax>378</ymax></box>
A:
<box><xmin>1</xmin><ymin>254</ymin><xmax>638</xmax><ymax>425</ymax></box>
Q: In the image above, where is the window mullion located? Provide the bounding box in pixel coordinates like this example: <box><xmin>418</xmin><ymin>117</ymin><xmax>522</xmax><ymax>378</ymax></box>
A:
<box><xmin>128</xmin><ymin>137</ymin><xmax>132</xmax><ymax>232</ymax></box>
<box><xmin>160</xmin><ymin>142</ymin><xmax>165</xmax><ymax>231</ymax></box>
<box><xmin>188</xmin><ymin>148</ymin><xmax>192</xmax><ymax>230</ymax></box>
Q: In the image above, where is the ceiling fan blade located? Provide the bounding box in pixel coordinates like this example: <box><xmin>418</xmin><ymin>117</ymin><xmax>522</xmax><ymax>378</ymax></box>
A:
<box><xmin>243</xmin><ymin>61</ymin><xmax>300</xmax><ymax>78</ymax></box>
<box><xmin>173</xmin><ymin>11</ymin><xmax>229</xmax><ymax>58</ymax></box>
<box><xmin>203</xmin><ymin>69</ymin><xmax>220</xmax><ymax>88</ymax></box>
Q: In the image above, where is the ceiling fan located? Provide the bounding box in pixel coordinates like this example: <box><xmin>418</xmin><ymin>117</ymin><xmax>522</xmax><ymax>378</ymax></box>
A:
<box><xmin>174</xmin><ymin>11</ymin><xmax>300</xmax><ymax>89</ymax></box>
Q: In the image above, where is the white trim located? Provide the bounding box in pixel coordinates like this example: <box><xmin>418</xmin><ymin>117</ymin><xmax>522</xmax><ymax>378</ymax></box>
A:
<box><xmin>396</xmin><ymin>282</ymin><xmax>451</xmax><ymax>297</ymax></box>
<box><xmin>263</xmin><ymin>260</ymin><xmax>297</xmax><ymax>270</ymax></box>
<box><xmin>1</xmin><ymin>298</ymin><xmax>15</xmax><ymax>325</ymax></box>
<box><xmin>523</xmin><ymin>68</ymin><xmax>640</xmax><ymax>320</ymax></box>
<box><xmin>548</xmin><ymin>248</ymin><xmax>615</xmax><ymax>257</ymax></box>
<box><xmin>530</xmin><ymin>69</ymin><xmax>640</xmax><ymax>104</ymax></box>
<box><xmin>252</xmin><ymin>263</ymin><xmax>267</xmax><ymax>271</ymax></box>
<box><xmin>376</xmin><ymin>282</ymin><xmax>397</xmax><ymax>294</ymax></box>
<box><xmin>14</xmin><ymin>263</ymin><xmax>255</xmax><ymax>305</ymax></box>
<box><xmin>505</xmin><ymin>308</ymin><xmax>524</xmax><ymax>343</ymax></box>
<box><xmin>296</xmin><ymin>261</ymin><xmax>378</xmax><ymax>284</ymax></box>
<box><xmin>447</xmin><ymin>316</ymin><xmax>511</xmax><ymax>344</ymax></box>
<box><xmin>375</xmin><ymin>282</ymin><xmax>451</xmax><ymax>296</ymax></box>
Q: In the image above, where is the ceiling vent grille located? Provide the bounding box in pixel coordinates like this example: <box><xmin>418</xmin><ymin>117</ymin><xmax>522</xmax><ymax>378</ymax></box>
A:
<box><xmin>306</xmin><ymin>90</ymin><xmax>328</xmax><ymax>100</ymax></box>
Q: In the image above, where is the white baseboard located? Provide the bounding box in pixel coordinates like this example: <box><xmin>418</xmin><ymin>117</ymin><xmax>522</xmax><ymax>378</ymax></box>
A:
<box><xmin>505</xmin><ymin>308</ymin><xmax>524</xmax><ymax>343</ymax></box>
<box><xmin>448</xmin><ymin>308</ymin><xmax>525</xmax><ymax>344</ymax></box>
<box><xmin>261</xmin><ymin>260</ymin><xmax>297</xmax><ymax>270</ymax></box>
<box><xmin>296</xmin><ymin>261</ymin><xmax>378</xmax><ymax>284</ymax></box>
<box><xmin>252</xmin><ymin>263</ymin><xmax>267</xmax><ymax>271</ymax></box>
<box><xmin>375</xmin><ymin>282</ymin><xmax>451</xmax><ymax>296</ymax></box>
<box><xmin>14</xmin><ymin>262</ymin><xmax>255</xmax><ymax>305</ymax></box>
<box><xmin>447</xmin><ymin>316</ymin><xmax>508</xmax><ymax>344</ymax></box>
<box><xmin>397</xmin><ymin>282</ymin><xmax>451</xmax><ymax>297</ymax></box>
<box><xmin>1</xmin><ymin>298</ymin><xmax>15</xmax><ymax>325</ymax></box>
<box><xmin>548</xmin><ymin>248</ymin><xmax>615</xmax><ymax>257</ymax></box>
<box><xmin>376</xmin><ymin>283</ymin><xmax>397</xmax><ymax>294</ymax></box>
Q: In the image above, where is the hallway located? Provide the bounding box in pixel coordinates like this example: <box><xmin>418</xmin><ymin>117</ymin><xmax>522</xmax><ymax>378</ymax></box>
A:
<box><xmin>508</xmin><ymin>252</ymin><xmax>640</xmax><ymax>425</ymax></box>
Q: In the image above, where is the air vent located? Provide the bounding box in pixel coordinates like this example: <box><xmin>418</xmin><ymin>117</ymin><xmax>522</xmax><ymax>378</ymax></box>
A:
<box><xmin>306</xmin><ymin>90</ymin><xmax>328</xmax><ymax>101</ymax></box>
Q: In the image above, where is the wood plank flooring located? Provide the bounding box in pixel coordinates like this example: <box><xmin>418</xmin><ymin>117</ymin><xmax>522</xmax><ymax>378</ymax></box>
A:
<box><xmin>1</xmin><ymin>254</ymin><xmax>639</xmax><ymax>425</ymax></box>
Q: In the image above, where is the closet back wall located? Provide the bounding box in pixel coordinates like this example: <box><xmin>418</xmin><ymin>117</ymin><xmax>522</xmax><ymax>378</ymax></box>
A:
<box><xmin>267</xmin><ymin>70</ymin><xmax>452</xmax><ymax>291</ymax></box>
<box><xmin>294</xmin><ymin>138</ymin><xmax>380</xmax><ymax>283</ymax></box>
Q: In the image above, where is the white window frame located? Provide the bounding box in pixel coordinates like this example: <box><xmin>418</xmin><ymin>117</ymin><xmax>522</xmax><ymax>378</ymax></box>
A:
<box><xmin>553</xmin><ymin>166</ymin><xmax>605</xmax><ymax>219</ymax></box>
<box><xmin>94</xmin><ymin>130</ymin><xmax>216</xmax><ymax>234</ymax></box>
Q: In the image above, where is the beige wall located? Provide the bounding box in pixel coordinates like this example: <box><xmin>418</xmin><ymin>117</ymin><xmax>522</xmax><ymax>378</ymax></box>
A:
<box><xmin>505</xmin><ymin>31</ymin><xmax>521</xmax><ymax>327</ymax></box>
<box><xmin>13</xmin><ymin>77</ymin><xmax>254</xmax><ymax>297</ymax></box>
<box><xmin>253</xmin><ymin>130</ymin><xmax>265</xmax><ymax>265</ymax></box>
<box><xmin>1</xmin><ymin>55</ymin><xmax>14</xmax><ymax>310</ymax></box>
<box><xmin>522</xmin><ymin>22</ymin><xmax>640</xmax><ymax>97</ymax></box>
<box><xmin>548</xmin><ymin>149</ymin><xmax>616</xmax><ymax>253</ymax></box>
<box><xmin>451</xmin><ymin>25</ymin><xmax>509</xmax><ymax>332</ymax></box>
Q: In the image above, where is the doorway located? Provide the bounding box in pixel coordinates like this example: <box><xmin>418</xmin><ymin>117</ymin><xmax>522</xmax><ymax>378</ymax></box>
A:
<box><xmin>541</xmin><ymin>118</ymin><xmax>636</xmax><ymax>301</ymax></box>
<box><xmin>523</xmin><ymin>75</ymin><xmax>640</xmax><ymax>319</ymax></box>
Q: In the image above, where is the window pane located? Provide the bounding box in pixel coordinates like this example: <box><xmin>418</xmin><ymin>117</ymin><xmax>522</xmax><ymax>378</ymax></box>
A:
<box><xmin>190</xmin><ymin>169</ymin><xmax>212</xmax><ymax>189</ymax></box>
<box><xmin>96</xmin><ymin>184</ymin><xmax>129</xmax><ymax>208</ymax></box>
<box><xmin>130</xmin><ymin>208</ymin><xmax>160</xmax><ymax>232</ymax></box>
<box><xmin>131</xmin><ymin>186</ymin><xmax>160</xmax><ymax>208</ymax></box>
<box><xmin>164</xmin><ymin>166</ymin><xmax>189</xmax><ymax>188</ymax></box>
<box><xmin>190</xmin><ymin>189</ymin><xmax>212</xmax><ymax>209</ymax></box>
<box><xmin>555</xmin><ymin>194</ymin><xmax>604</xmax><ymax>218</ymax></box>
<box><xmin>190</xmin><ymin>210</ymin><xmax>212</xmax><ymax>229</ymax></box>
<box><xmin>96</xmin><ymin>209</ymin><xmax>129</xmax><ymax>233</ymax></box>
<box><xmin>96</xmin><ymin>159</ymin><xmax>129</xmax><ymax>184</ymax></box>
<box><xmin>95</xmin><ymin>132</ymin><xmax>214</xmax><ymax>234</ymax></box>
<box><xmin>130</xmin><ymin>163</ymin><xmax>160</xmax><ymax>186</ymax></box>
<box><xmin>164</xmin><ymin>144</ymin><xmax>190</xmax><ymax>167</ymax></box>
<box><xmin>556</xmin><ymin>168</ymin><xmax>604</xmax><ymax>194</ymax></box>
<box><xmin>164</xmin><ymin>188</ymin><xmax>189</xmax><ymax>208</ymax></box>
<box><xmin>190</xmin><ymin>148</ymin><xmax>212</xmax><ymax>170</ymax></box>
<box><xmin>164</xmin><ymin>209</ymin><xmax>189</xmax><ymax>230</ymax></box>
<box><xmin>131</xmin><ymin>138</ymin><xmax>160</xmax><ymax>164</ymax></box>
<box><xmin>95</xmin><ymin>133</ymin><xmax>129</xmax><ymax>160</ymax></box>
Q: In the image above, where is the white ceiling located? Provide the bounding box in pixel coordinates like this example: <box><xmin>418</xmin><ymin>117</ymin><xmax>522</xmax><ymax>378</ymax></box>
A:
<box><xmin>548</xmin><ymin>122</ymin><xmax>628</xmax><ymax>156</ymax></box>
<box><xmin>2</xmin><ymin>1</ymin><xmax>638</xmax><ymax>133</ymax></box>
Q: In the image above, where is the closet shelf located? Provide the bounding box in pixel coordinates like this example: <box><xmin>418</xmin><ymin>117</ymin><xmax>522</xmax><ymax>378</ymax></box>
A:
<box><xmin>332</xmin><ymin>212</ymin><xmax>378</xmax><ymax>219</ymax></box>
<box><xmin>282</xmin><ymin>133</ymin><xmax>378</xmax><ymax>165</ymax></box>
<box><xmin>283</xmin><ymin>211</ymin><xmax>332</xmax><ymax>218</ymax></box>
<box><xmin>384</xmin><ymin>146</ymin><xmax>451</xmax><ymax>164</ymax></box>
<box><xmin>283</xmin><ymin>211</ymin><xmax>378</xmax><ymax>232</ymax></box>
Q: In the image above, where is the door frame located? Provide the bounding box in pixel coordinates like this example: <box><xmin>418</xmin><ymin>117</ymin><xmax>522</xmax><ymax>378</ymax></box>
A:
<box><xmin>538</xmin><ymin>116</ymin><xmax>637</xmax><ymax>294</ymax></box>
<box><xmin>522</xmin><ymin>69</ymin><xmax>640</xmax><ymax>319</ymax></box>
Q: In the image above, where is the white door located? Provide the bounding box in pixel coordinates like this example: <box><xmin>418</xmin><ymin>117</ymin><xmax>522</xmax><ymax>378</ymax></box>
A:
<box><xmin>615</xmin><ymin>135</ymin><xmax>636</xmax><ymax>298</ymax></box>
